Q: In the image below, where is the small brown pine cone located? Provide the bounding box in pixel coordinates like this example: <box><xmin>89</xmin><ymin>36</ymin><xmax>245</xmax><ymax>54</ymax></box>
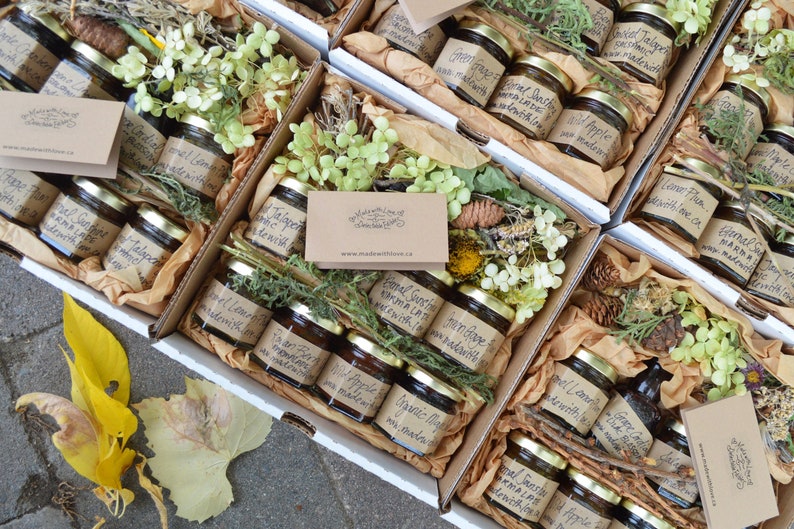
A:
<box><xmin>450</xmin><ymin>200</ymin><xmax>505</xmax><ymax>229</ymax></box>
<box><xmin>641</xmin><ymin>313</ymin><xmax>686</xmax><ymax>352</ymax></box>
<box><xmin>580</xmin><ymin>253</ymin><xmax>621</xmax><ymax>292</ymax></box>
<box><xmin>66</xmin><ymin>16</ymin><xmax>131</xmax><ymax>59</ymax></box>
<box><xmin>582</xmin><ymin>294</ymin><xmax>624</xmax><ymax>328</ymax></box>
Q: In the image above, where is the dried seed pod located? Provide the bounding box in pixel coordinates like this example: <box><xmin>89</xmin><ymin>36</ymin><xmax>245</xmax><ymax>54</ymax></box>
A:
<box><xmin>582</xmin><ymin>293</ymin><xmax>624</xmax><ymax>327</ymax></box>
<box><xmin>581</xmin><ymin>253</ymin><xmax>621</xmax><ymax>291</ymax></box>
<box><xmin>450</xmin><ymin>200</ymin><xmax>505</xmax><ymax>229</ymax></box>
<box><xmin>65</xmin><ymin>16</ymin><xmax>130</xmax><ymax>59</ymax></box>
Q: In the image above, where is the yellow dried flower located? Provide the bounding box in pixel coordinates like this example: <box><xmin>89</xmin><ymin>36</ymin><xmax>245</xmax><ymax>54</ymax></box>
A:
<box><xmin>447</xmin><ymin>233</ymin><xmax>484</xmax><ymax>280</ymax></box>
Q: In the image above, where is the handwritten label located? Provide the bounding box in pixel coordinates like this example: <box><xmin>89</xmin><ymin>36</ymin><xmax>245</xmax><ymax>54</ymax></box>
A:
<box><xmin>315</xmin><ymin>354</ymin><xmax>391</xmax><ymax>418</ymax></box>
<box><xmin>549</xmin><ymin>0</ymin><xmax>613</xmax><ymax>51</ymax></box>
<box><xmin>696</xmin><ymin>218</ymin><xmax>765</xmax><ymax>282</ymax></box>
<box><xmin>485</xmin><ymin>455</ymin><xmax>559</xmax><ymax>522</ymax></box>
<box><xmin>252</xmin><ymin>321</ymin><xmax>331</xmax><ymax>385</ymax></box>
<box><xmin>0</xmin><ymin>19</ymin><xmax>60</xmax><ymax>91</ymax></box>
<box><xmin>547</xmin><ymin>109</ymin><xmax>622</xmax><ymax>168</ymax></box>
<box><xmin>705</xmin><ymin>91</ymin><xmax>764</xmax><ymax>158</ymax></box>
<box><xmin>747</xmin><ymin>251</ymin><xmax>794</xmax><ymax>305</ymax></box>
<box><xmin>119</xmin><ymin>108</ymin><xmax>167</xmax><ymax>172</ymax></box>
<box><xmin>374</xmin><ymin>384</ymin><xmax>454</xmax><ymax>455</ymax></box>
<box><xmin>591</xmin><ymin>394</ymin><xmax>653</xmax><ymax>461</ymax></box>
<box><xmin>539</xmin><ymin>363</ymin><xmax>609</xmax><ymax>435</ymax></box>
<box><xmin>244</xmin><ymin>195</ymin><xmax>307</xmax><ymax>258</ymax></box>
<box><xmin>102</xmin><ymin>224</ymin><xmax>172</xmax><ymax>290</ymax></box>
<box><xmin>373</xmin><ymin>5</ymin><xmax>448</xmax><ymax>64</ymax></box>
<box><xmin>39</xmin><ymin>60</ymin><xmax>115</xmax><ymax>100</ymax></box>
<box><xmin>746</xmin><ymin>141</ymin><xmax>794</xmax><ymax>186</ymax></box>
<box><xmin>424</xmin><ymin>304</ymin><xmax>504</xmax><ymax>373</ymax></box>
<box><xmin>601</xmin><ymin>21</ymin><xmax>673</xmax><ymax>85</ymax></box>
<box><xmin>433</xmin><ymin>38</ymin><xmax>506</xmax><ymax>107</ymax></box>
<box><xmin>539</xmin><ymin>490</ymin><xmax>611</xmax><ymax>529</ymax></box>
<box><xmin>368</xmin><ymin>270</ymin><xmax>445</xmax><ymax>337</ymax></box>
<box><xmin>646</xmin><ymin>439</ymin><xmax>699</xmax><ymax>503</ymax></box>
<box><xmin>0</xmin><ymin>168</ymin><xmax>59</xmax><ymax>225</ymax></box>
<box><xmin>193</xmin><ymin>279</ymin><xmax>272</xmax><ymax>346</ymax></box>
<box><xmin>641</xmin><ymin>172</ymin><xmax>720</xmax><ymax>241</ymax></box>
<box><xmin>39</xmin><ymin>194</ymin><xmax>121</xmax><ymax>258</ymax></box>
<box><xmin>486</xmin><ymin>75</ymin><xmax>563</xmax><ymax>139</ymax></box>
<box><xmin>155</xmin><ymin>136</ymin><xmax>229</xmax><ymax>199</ymax></box>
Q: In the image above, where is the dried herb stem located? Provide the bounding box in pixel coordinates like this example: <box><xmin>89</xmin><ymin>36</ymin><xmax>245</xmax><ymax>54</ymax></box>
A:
<box><xmin>141</xmin><ymin>170</ymin><xmax>218</xmax><ymax>224</ymax></box>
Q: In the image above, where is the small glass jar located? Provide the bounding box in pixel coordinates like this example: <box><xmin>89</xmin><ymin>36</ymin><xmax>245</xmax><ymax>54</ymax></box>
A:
<box><xmin>314</xmin><ymin>331</ymin><xmax>405</xmax><ymax>423</ymax></box>
<box><xmin>38</xmin><ymin>176</ymin><xmax>133</xmax><ymax>260</ymax></box>
<box><xmin>432</xmin><ymin>19</ymin><xmax>514</xmax><ymax>108</ymax></box>
<box><xmin>608</xmin><ymin>499</ymin><xmax>675</xmax><ymax>529</ymax></box>
<box><xmin>367</xmin><ymin>269</ymin><xmax>455</xmax><ymax>338</ymax></box>
<box><xmin>745</xmin><ymin>123</ymin><xmax>794</xmax><ymax>187</ymax></box>
<box><xmin>243</xmin><ymin>175</ymin><xmax>313</xmax><ymax>259</ymax></box>
<box><xmin>40</xmin><ymin>40</ymin><xmax>130</xmax><ymax>101</ymax></box>
<box><xmin>539</xmin><ymin>466</ymin><xmax>621</xmax><ymax>529</ymax></box>
<box><xmin>192</xmin><ymin>258</ymin><xmax>274</xmax><ymax>350</ymax></box>
<box><xmin>424</xmin><ymin>283</ymin><xmax>515</xmax><ymax>373</ymax></box>
<box><xmin>549</xmin><ymin>0</ymin><xmax>621</xmax><ymax>55</ymax></box>
<box><xmin>372</xmin><ymin>4</ymin><xmax>455</xmax><ymax>65</ymax></box>
<box><xmin>701</xmin><ymin>75</ymin><xmax>771</xmax><ymax>159</ymax></box>
<box><xmin>154</xmin><ymin>114</ymin><xmax>233</xmax><ymax>204</ymax></box>
<box><xmin>118</xmin><ymin>105</ymin><xmax>174</xmax><ymax>173</ymax></box>
<box><xmin>0</xmin><ymin>5</ymin><xmax>72</xmax><ymax>92</ymax></box>
<box><xmin>294</xmin><ymin>0</ymin><xmax>338</xmax><ymax>16</ymax></box>
<box><xmin>645</xmin><ymin>418</ymin><xmax>699</xmax><ymax>509</ymax></box>
<box><xmin>0</xmin><ymin>168</ymin><xmax>62</xmax><ymax>228</ymax></box>
<box><xmin>485</xmin><ymin>431</ymin><xmax>568</xmax><ymax>527</ymax></box>
<box><xmin>746</xmin><ymin>231</ymin><xmax>794</xmax><ymax>307</ymax></box>
<box><xmin>600</xmin><ymin>3</ymin><xmax>681</xmax><ymax>87</ymax></box>
<box><xmin>547</xmin><ymin>88</ymin><xmax>633</xmax><ymax>170</ymax></box>
<box><xmin>251</xmin><ymin>302</ymin><xmax>345</xmax><ymax>389</ymax></box>
<box><xmin>696</xmin><ymin>200</ymin><xmax>773</xmax><ymax>287</ymax></box>
<box><xmin>639</xmin><ymin>157</ymin><xmax>723</xmax><ymax>242</ymax></box>
<box><xmin>102</xmin><ymin>204</ymin><xmax>189</xmax><ymax>290</ymax></box>
<box><xmin>486</xmin><ymin>55</ymin><xmax>573</xmax><ymax>140</ymax></box>
<box><xmin>538</xmin><ymin>347</ymin><xmax>618</xmax><ymax>436</ymax></box>
<box><xmin>373</xmin><ymin>363</ymin><xmax>463</xmax><ymax>456</ymax></box>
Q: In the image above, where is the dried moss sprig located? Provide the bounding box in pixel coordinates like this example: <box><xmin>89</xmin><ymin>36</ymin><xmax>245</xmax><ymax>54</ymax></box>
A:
<box><xmin>696</xmin><ymin>97</ymin><xmax>753</xmax><ymax>161</ymax></box>
<box><xmin>141</xmin><ymin>170</ymin><xmax>218</xmax><ymax>224</ymax></box>
<box><xmin>612</xmin><ymin>288</ymin><xmax>671</xmax><ymax>346</ymax></box>
<box><xmin>483</xmin><ymin>0</ymin><xmax>592</xmax><ymax>53</ymax></box>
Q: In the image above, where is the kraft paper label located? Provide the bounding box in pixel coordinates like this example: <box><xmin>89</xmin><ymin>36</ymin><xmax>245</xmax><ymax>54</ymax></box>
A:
<box><xmin>424</xmin><ymin>304</ymin><xmax>504</xmax><ymax>372</ymax></box>
<box><xmin>194</xmin><ymin>279</ymin><xmax>273</xmax><ymax>345</ymax></box>
<box><xmin>39</xmin><ymin>194</ymin><xmax>121</xmax><ymax>258</ymax></box>
<box><xmin>707</xmin><ymin>91</ymin><xmax>764</xmax><ymax>158</ymax></box>
<box><xmin>244</xmin><ymin>196</ymin><xmax>307</xmax><ymax>258</ymax></box>
<box><xmin>591</xmin><ymin>394</ymin><xmax>653</xmax><ymax>461</ymax></box>
<box><xmin>546</xmin><ymin>109</ymin><xmax>622</xmax><ymax>168</ymax></box>
<box><xmin>746</xmin><ymin>142</ymin><xmax>794</xmax><ymax>186</ymax></box>
<box><xmin>368</xmin><ymin>270</ymin><xmax>444</xmax><ymax>337</ymax></box>
<box><xmin>747</xmin><ymin>251</ymin><xmax>794</xmax><ymax>305</ymax></box>
<box><xmin>647</xmin><ymin>439</ymin><xmax>700</xmax><ymax>503</ymax></box>
<box><xmin>252</xmin><ymin>321</ymin><xmax>331</xmax><ymax>385</ymax></box>
<box><xmin>0</xmin><ymin>167</ymin><xmax>59</xmax><ymax>225</ymax></box>
<box><xmin>485</xmin><ymin>455</ymin><xmax>559</xmax><ymax>522</ymax></box>
<box><xmin>581</xmin><ymin>0</ymin><xmax>614</xmax><ymax>48</ymax></box>
<box><xmin>102</xmin><ymin>224</ymin><xmax>172</xmax><ymax>290</ymax></box>
<box><xmin>540</xmin><ymin>490</ymin><xmax>611</xmax><ymax>529</ymax></box>
<box><xmin>433</xmin><ymin>38</ymin><xmax>506</xmax><ymax>107</ymax></box>
<box><xmin>119</xmin><ymin>108</ymin><xmax>167</xmax><ymax>172</ymax></box>
<box><xmin>373</xmin><ymin>5</ymin><xmax>448</xmax><ymax>64</ymax></box>
<box><xmin>696</xmin><ymin>218</ymin><xmax>765</xmax><ymax>281</ymax></box>
<box><xmin>486</xmin><ymin>75</ymin><xmax>563</xmax><ymax>139</ymax></box>
<box><xmin>0</xmin><ymin>20</ymin><xmax>59</xmax><ymax>91</ymax></box>
<box><xmin>155</xmin><ymin>136</ymin><xmax>229</xmax><ymax>199</ymax></box>
<box><xmin>315</xmin><ymin>354</ymin><xmax>391</xmax><ymax>417</ymax></box>
<box><xmin>39</xmin><ymin>61</ymin><xmax>115</xmax><ymax>100</ymax></box>
<box><xmin>601</xmin><ymin>21</ymin><xmax>672</xmax><ymax>84</ymax></box>
<box><xmin>642</xmin><ymin>172</ymin><xmax>719</xmax><ymax>240</ymax></box>
<box><xmin>540</xmin><ymin>363</ymin><xmax>609</xmax><ymax>435</ymax></box>
<box><xmin>374</xmin><ymin>384</ymin><xmax>454</xmax><ymax>454</ymax></box>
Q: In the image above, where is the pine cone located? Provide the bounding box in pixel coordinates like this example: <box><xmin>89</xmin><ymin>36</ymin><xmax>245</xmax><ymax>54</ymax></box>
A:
<box><xmin>582</xmin><ymin>294</ymin><xmax>624</xmax><ymax>328</ymax></box>
<box><xmin>66</xmin><ymin>16</ymin><xmax>130</xmax><ymax>59</ymax></box>
<box><xmin>450</xmin><ymin>200</ymin><xmax>505</xmax><ymax>229</ymax></box>
<box><xmin>641</xmin><ymin>313</ymin><xmax>686</xmax><ymax>352</ymax></box>
<box><xmin>580</xmin><ymin>253</ymin><xmax>621</xmax><ymax>292</ymax></box>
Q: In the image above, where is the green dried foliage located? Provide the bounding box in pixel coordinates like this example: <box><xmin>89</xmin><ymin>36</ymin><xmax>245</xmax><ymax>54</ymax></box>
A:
<box><xmin>142</xmin><ymin>171</ymin><xmax>218</xmax><ymax>224</ymax></box>
<box><xmin>697</xmin><ymin>97</ymin><xmax>751</xmax><ymax>161</ymax></box>
<box><xmin>762</xmin><ymin>51</ymin><xmax>794</xmax><ymax>95</ymax></box>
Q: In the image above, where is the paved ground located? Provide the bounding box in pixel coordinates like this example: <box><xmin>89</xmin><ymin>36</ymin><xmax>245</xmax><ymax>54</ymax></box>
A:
<box><xmin>0</xmin><ymin>253</ymin><xmax>458</xmax><ymax>529</ymax></box>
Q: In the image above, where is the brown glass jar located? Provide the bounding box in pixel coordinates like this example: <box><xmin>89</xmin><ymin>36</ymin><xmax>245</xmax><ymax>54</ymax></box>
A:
<box><xmin>432</xmin><ymin>19</ymin><xmax>514</xmax><ymax>108</ymax></box>
<box><xmin>745</xmin><ymin>123</ymin><xmax>794</xmax><ymax>187</ymax></box>
<box><xmin>539</xmin><ymin>466</ymin><xmax>621</xmax><ymax>529</ymax></box>
<box><xmin>639</xmin><ymin>158</ymin><xmax>723</xmax><ymax>242</ymax></box>
<box><xmin>747</xmin><ymin>231</ymin><xmax>794</xmax><ymax>307</ymax></box>
<box><xmin>486</xmin><ymin>431</ymin><xmax>568</xmax><ymax>527</ymax></box>
<box><xmin>294</xmin><ymin>0</ymin><xmax>338</xmax><ymax>16</ymax></box>
<box><xmin>547</xmin><ymin>88</ymin><xmax>633</xmax><ymax>170</ymax></box>
<box><xmin>102</xmin><ymin>204</ymin><xmax>189</xmax><ymax>290</ymax></box>
<box><xmin>192</xmin><ymin>258</ymin><xmax>274</xmax><ymax>350</ymax></box>
<box><xmin>38</xmin><ymin>176</ymin><xmax>133</xmax><ymax>260</ymax></box>
<box><xmin>600</xmin><ymin>3</ymin><xmax>681</xmax><ymax>87</ymax></box>
<box><xmin>118</xmin><ymin>105</ymin><xmax>174</xmax><ymax>173</ymax></box>
<box><xmin>609</xmin><ymin>499</ymin><xmax>675</xmax><ymax>529</ymax></box>
<box><xmin>314</xmin><ymin>331</ymin><xmax>405</xmax><ymax>423</ymax></box>
<box><xmin>243</xmin><ymin>175</ymin><xmax>313</xmax><ymax>259</ymax></box>
<box><xmin>424</xmin><ymin>283</ymin><xmax>515</xmax><ymax>373</ymax></box>
<box><xmin>696</xmin><ymin>200</ymin><xmax>773</xmax><ymax>286</ymax></box>
<box><xmin>646</xmin><ymin>418</ymin><xmax>699</xmax><ymax>509</ymax></box>
<box><xmin>539</xmin><ymin>347</ymin><xmax>618</xmax><ymax>436</ymax></box>
<box><xmin>0</xmin><ymin>168</ymin><xmax>62</xmax><ymax>228</ymax></box>
<box><xmin>154</xmin><ymin>114</ymin><xmax>233</xmax><ymax>204</ymax></box>
<box><xmin>0</xmin><ymin>5</ymin><xmax>72</xmax><ymax>92</ymax></box>
<box><xmin>368</xmin><ymin>269</ymin><xmax>455</xmax><ymax>338</ymax></box>
<box><xmin>372</xmin><ymin>4</ymin><xmax>455</xmax><ymax>65</ymax></box>
<box><xmin>251</xmin><ymin>302</ymin><xmax>345</xmax><ymax>389</ymax></box>
<box><xmin>40</xmin><ymin>40</ymin><xmax>130</xmax><ymax>101</ymax></box>
<box><xmin>486</xmin><ymin>55</ymin><xmax>573</xmax><ymax>140</ymax></box>
<box><xmin>373</xmin><ymin>363</ymin><xmax>463</xmax><ymax>456</ymax></box>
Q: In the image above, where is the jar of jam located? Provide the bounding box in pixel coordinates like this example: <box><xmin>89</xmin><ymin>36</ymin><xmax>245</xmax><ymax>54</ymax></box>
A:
<box><xmin>745</xmin><ymin>123</ymin><xmax>794</xmax><ymax>187</ymax></box>
<box><xmin>102</xmin><ymin>203</ymin><xmax>189</xmax><ymax>290</ymax></box>
<box><xmin>0</xmin><ymin>5</ymin><xmax>72</xmax><ymax>92</ymax></box>
<box><xmin>549</xmin><ymin>0</ymin><xmax>621</xmax><ymax>55</ymax></box>
<box><xmin>367</xmin><ymin>269</ymin><xmax>454</xmax><ymax>338</ymax></box>
<box><xmin>38</xmin><ymin>176</ymin><xmax>133</xmax><ymax>260</ymax></box>
<box><xmin>485</xmin><ymin>430</ymin><xmax>568</xmax><ymax>526</ymax></box>
<box><xmin>192</xmin><ymin>258</ymin><xmax>274</xmax><ymax>350</ymax></box>
<box><xmin>645</xmin><ymin>418</ymin><xmax>699</xmax><ymax>508</ymax></box>
<box><xmin>696</xmin><ymin>200</ymin><xmax>773</xmax><ymax>286</ymax></box>
<box><xmin>486</xmin><ymin>55</ymin><xmax>573</xmax><ymax>140</ymax></box>
<box><xmin>154</xmin><ymin>114</ymin><xmax>233</xmax><ymax>204</ymax></box>
<box><xmin>243</xmin><ymin>175</ymin><xmax>313</xmax><ymax>259</ymax></box>
<box><xmin>251</xmin><ymin>302</ymin><xmax>345</xmax><ymax>389</ymax></box>
<box><xmin>294</xmin><ymin>0</ymin><xmax>338</xmax><ymax>17</ymax></box>
<box><xmin>373</xmin><ymin>363</ymin><xmax>463</xmax><ymax>456</ymax></box>
<box><xmin>0</xmin><ymin>168</ymin><xmax>62</xmax><ymax>228</ymax></box>
<box><xmin>538</xmin><ymin>347</ymin><xmax>618</xmax><ymax>436</ymax></box>
<box><xmin>609</xmin><ymin>499</ymin><xmax>675</xmax><ymax>529</ymax></box>
<box><xmin>539</xmin><ymin>466</ymin><xmax>621</xmax><ymax>529</ymax></box>
<box><xmin>432</xmin><ymin>19</ymin><xmax>514</xmax><ymax>108</ymax></box>
<box><xmin>746</xmin><ymin>231</ymin><xmax>794</xmax><ymax>307</ymax></box>
<box><xmin>600</xmin><ymin>3</ymin><xmax>681</xmax><ymax>87</ymax></box>
<box><xmin>40</xmin><ymin>40</ymin><xmax>130</xmax><ymax>101</ymax></box>
<box><xmin>424</xmin><ymin>283</ymin><xmax>515</xmax><ymax>373</ymax></box>
<box><xmin>701</xmin><ymin>75</ymin><xmax>771</xmax><ymax>159</ymax></box>
<box><xmin>314</xmin><ymin>331</ymin><xmax>405</xmax><ymax>423</ymax></box>
<box><xmin>639</xmin><ymin>157</ymin><xmax>723</xmax><ymax>242</ymax></box>
<box><xmin>547</xmin><ymin>88</ymin><xmax>633</xmax><ymax>170</ymax></box>
<box><xmin>118</xmin><ymin>105</ymin><xmax>174</xmax><ymax>174</ymax></box>
<box><xmin>372</xmin><ymin>4</ymin><xmax>455</xmax><ymax>65</ymax></box>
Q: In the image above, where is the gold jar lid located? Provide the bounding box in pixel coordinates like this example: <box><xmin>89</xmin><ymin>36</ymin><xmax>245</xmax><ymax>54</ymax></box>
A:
<box><xmin>619</xmin><ymin>499</ymin><xmax>675</xmax><ymax>529</ymax></box>
<box><xmin>570</xmin><ymin>346</ymin><xmax>619</xmax><ymax>383</ymax></box>
<box><xmin>72</xmin><ymin>176</ymin><xmax>132</xmax><ymax>214</ymax></box>
<box><xmin>675</xmin><ymin>157</ymin><xmax>722</xmax><ymax>180</ymax></box>
<box><xmin>288</xmin><ymin>302</ymin><xmax>345</xmax><ymax>336</ymax></box>
<box><xmin>226</xmin><ymin>257</ymin><xmax>258</xmax><ymax>278</ymax></box>
<box><xmin>621</xmin><ymin>2</ymin><xmax>681</xmax><ymax>34</ymax></box>
<box><xmin>277</xmin><ymin>175</ymin><xmax>314</xmax><ymax>197</ymax></box>
<box><xmin>566</xmin><ymin>467</ymin><xmax>622</xmax><ymax>504</ymax></box>
<box><xmin>70</xmin><ymin>40</ymin><xmax>116</xmax><ymax>75</ymax></box>
<box><xmin>719</xmin><ymin>200</ymin><xmax>775</xmax><ymax>235</ymax></box>
<box><xmin>764</xmin><ymin>123</ymin><xmax>794</xmax><ymax>140</ymax></box>
<box><xmin>723</xmin><ymin>74</ymin><xmax>771</xmax><ymax>113</ymax></box>
<box><xmin>18</xmin><ymin>5</ymin><xmax>72</xmax><ymax>43</ymax></box>
<box><xmin>457</xmin><ymin>283</ymin><xmax>516</xmax><ymax>322</ymax></box>
<box><xmin>137</xmin><ymin>204</ymin><xmax>189</xmax><ymax>243</ymax></box>
<box><xmin>665</xmin><ymin>418</ymin><xmax>687</xmax><ymax>437</ymax></box>
<box><xmin>179</xmin><ymin>113</ymin><xmax>216</xmax><ymax>134</ymax></box>
<box><xmin>345</xmin><ymin>331</ymin><xmax>404</xmax><ymax>368</ymax></box>
<box><xmin>426</xmin><ymin>269</ymin><xmax>455</xmax><ymax>287</ymax></box>
<box><xmin>513</xmin><ymin>54</ymin><xmax>574</xmax><ymax>93</ymax></box>
<box><xmin>508</xmin><ymin>430</ymin><xmax>567</xmax><ymax>470</ymax></box>
<box><xmin>405</xmin><ymin>364</ymin><xmax>463</xmax><ymax>402</ymax></box>
<box><xmin>457</xmin><ymin>19</ymin><xmax>514</xmax><ymax>61</ymax></box>
<box><xmin>575</xmin><ymin>88</ymin><xmax>634</xmax><ymax>129</ymax></box>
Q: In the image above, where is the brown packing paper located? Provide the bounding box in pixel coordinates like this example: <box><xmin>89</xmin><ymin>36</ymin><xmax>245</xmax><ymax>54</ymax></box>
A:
<box><xmin>277</xmin><ymin>0</ymin><xmax>357</xmax><ymax>36</ymax></box>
